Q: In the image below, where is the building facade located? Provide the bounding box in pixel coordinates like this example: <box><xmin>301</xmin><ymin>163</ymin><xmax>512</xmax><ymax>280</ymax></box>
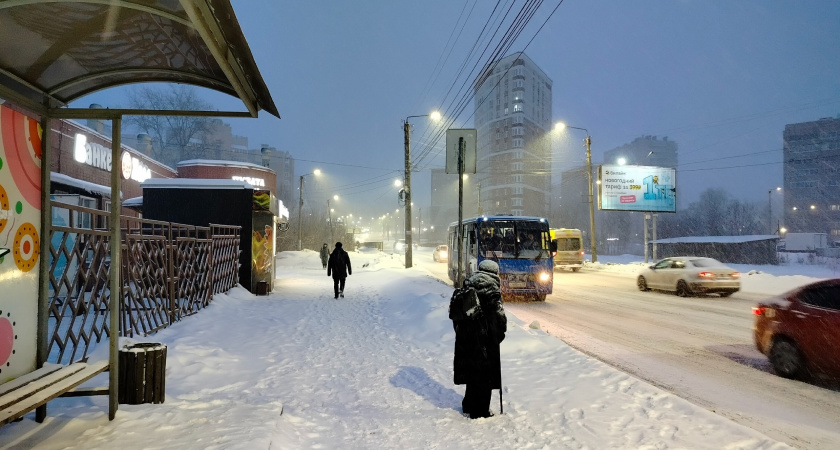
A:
<box><xmin>783</xmin><ymin>116</ymin><xmax>840</xmax><ymax>241</ymax></box>
<box><xmin>474</xmin><ymin>52</ymin><xmax>552</xmax><ymax>217</ymax></box>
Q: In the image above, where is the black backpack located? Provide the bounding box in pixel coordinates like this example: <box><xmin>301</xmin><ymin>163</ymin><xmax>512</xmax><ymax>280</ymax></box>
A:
<box><xmin>448</xmin><ymin>286</ymin><xmax>481</xmax><ymax>322</ymax></box>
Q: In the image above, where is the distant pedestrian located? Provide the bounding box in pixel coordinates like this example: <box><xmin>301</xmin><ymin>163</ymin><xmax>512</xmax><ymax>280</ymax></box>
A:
<box><xmin>449</xmin><ymin>260</ymin><xmax>506</xmax><ymax>419</ymax></box>
<box><xmin>319</xmin><ymin>243</ymin><xmax>330</xmax><ymax>269</ymax></box>
<box><xmin>327</xmin><ymin>242</ymin><xmax>352</xmax><ymax>299</ymax></box>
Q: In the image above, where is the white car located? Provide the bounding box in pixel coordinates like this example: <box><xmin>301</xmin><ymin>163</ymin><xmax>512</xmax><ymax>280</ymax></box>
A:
<box><xmin>637</xmin><ymin>256</ymin><xmax>741</xmax><ymax>297</ymax></box>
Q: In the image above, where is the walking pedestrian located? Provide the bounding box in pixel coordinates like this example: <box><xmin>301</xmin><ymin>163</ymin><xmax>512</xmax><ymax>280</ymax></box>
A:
<box><xmin>319</xmin><ymin>243</ymin><xmax>330</xmax><ymax>269</ymax></box>
<box><xmin>449</xmin><ymin>260</ymin><xmax>506</xmax><ymax>419</ymax></box>
<box><xmin>327</xmin><ymin>241</ymin><xmax>352</xmax><ymax>299</ymax></box>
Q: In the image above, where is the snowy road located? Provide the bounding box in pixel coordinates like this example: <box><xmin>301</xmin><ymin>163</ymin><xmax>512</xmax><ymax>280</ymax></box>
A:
<box><xmin>415</xmin><ymin>256</ymin><xmax>840</xmax><ymax>450</ymax></box>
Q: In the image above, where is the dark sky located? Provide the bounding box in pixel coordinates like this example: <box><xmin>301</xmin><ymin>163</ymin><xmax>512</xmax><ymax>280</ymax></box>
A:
<box><xmin>77</xmin><ymin>1</ymin><xmax>840</xmax><ymax>223</ymax></box>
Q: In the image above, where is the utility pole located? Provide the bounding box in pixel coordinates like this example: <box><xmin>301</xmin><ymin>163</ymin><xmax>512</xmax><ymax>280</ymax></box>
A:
<box><xmin>298</xmin><ymin>175</ymin><xmax>304</xmax><ymax>251</ymax></box>
<box><xmin>585</xmin><ymin>135</ymin><xmax>598</xmax><ymax>263</ymax></box>
<box><xmin>404</xmin><ymin>120</ymin><xmax>413</xmax><ymax>268</ymax></box>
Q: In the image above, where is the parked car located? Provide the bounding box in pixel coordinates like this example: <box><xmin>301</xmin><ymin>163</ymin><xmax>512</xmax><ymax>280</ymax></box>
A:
<box><xmin>753</xmin><ymin>279</ymin><xmax>840</xmax><ymax>379</ymax></box>
<box><xmin>636</xmin><ymin>256</ymin><xmax>740</xmax><ymax>297</ymax></box>
<box><xmin>433</xmin><ymin>244</ymin><xmax>449</xmax><ymax>262</ymax></box>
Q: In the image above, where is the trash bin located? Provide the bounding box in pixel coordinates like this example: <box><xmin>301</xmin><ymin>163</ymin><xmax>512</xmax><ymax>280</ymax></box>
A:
<box><xmin>256</xmin><ymin>281</ymin><xmax>268</xmax><ymax>295</ymax></box>
<box><xmin>119</xmin><ymin>343</ymin><xmax>167</xmax><ymax>404</ymax></box>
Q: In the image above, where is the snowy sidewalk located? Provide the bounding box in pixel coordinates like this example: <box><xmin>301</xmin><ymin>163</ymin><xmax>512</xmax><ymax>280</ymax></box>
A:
<box><xmin>0</xmin><ymin>250</ymin><xmax>790</xmax><ymax>449</ymax></box>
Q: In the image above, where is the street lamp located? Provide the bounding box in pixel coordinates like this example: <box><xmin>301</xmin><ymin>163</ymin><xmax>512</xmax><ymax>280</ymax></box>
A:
<box><xmin>328</xmin><ymin>194</ymin><xmax>339</xmax><ymax>243</ymax></box>
<box><xmin>555</xmin><ymin>122</ymin><xmax>598</xmax><ymax>263</ymax></box>
<box><xmin>297</xmin><ymin>169</ymin><xmax>321</xmax><ymax>250</ymax></box>
<box><xmin>403</xmin><ymin>110</ymin><xmax>441</xmax><ymax>269</ymax></box>
<box><xmin>769</xmin><ymin>186</ymin><xmax>781</xmax><ymax>234</ymax></box>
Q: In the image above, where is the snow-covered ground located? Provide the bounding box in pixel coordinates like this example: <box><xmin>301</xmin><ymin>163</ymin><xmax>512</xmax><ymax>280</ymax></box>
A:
<box><xmin>1</xmin><ymin>250</ymin><xmax>833</xmax><ymax>449</ymax></box>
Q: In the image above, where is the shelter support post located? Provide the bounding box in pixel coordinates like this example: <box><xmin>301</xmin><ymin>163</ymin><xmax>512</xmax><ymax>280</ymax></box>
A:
<box><xmin>35</xmin><ymin>117</ymin><xmax>52</xmax><ymax>422</ymax></box>
<box><xmin>109</xmin><ymin>117</ymin><xmax>123</xmax><ymax>420</ymax></box>
<box><xmin>457</xmin><ymin>137</ymin><xmax>464</xmax><ymax>287</ymax></box>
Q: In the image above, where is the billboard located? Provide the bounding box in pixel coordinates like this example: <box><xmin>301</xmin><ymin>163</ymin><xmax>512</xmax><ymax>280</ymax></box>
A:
<box><xmin>599</xmin><ymin>165</ymin><xmax>676</xmax><ymax>212</ymax></box>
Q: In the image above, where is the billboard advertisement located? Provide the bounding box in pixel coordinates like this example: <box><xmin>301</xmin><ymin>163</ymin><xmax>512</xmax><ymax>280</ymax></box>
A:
<box><xmin>599</xmin><ymin>165</ymin><xmax>676</xmax><ymax>213</ymax></box>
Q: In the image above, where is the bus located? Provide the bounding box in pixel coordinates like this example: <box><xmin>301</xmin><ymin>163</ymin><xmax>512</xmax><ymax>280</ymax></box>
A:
<box><xmin>550</xmin><ymin>228</ymin><xmax>584</xmax><ymax>272</ymax></box>
<box><xmin>448</xmin><ymin>216</ymin><xmax>555</xmax><ymax>301</ymax></box>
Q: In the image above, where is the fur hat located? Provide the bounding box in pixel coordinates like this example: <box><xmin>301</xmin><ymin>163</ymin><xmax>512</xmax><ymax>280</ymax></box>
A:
<box><xmin>478</xmin><ymin>260</ymin><xmax>499</xmax><ymax>275</ymax></box>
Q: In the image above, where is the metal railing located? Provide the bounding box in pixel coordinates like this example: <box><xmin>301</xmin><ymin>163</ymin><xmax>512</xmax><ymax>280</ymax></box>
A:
<box><xmin>47</xmin><ymin>202</ymin><xmax>241</xmax><ymax>364</ymax></box>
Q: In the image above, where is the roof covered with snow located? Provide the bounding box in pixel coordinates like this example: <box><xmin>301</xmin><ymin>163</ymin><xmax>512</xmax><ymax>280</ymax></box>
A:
<box><xmin>141</xmin><ymin>178</ymin><xmax>254</xmax><ymax>190</ymax></box>
<box><xmin>177</xmin><ymin>159</ymin><xmax>272</xmax><ymax>172</ymax></box>
<box><xmin>50</xmin><ymin>172</ymin><xmax>121</xmax><ymax>198</ymax></box>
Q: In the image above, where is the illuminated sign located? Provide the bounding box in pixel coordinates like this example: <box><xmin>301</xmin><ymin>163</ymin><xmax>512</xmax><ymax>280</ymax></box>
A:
<box><xmin>74</xmin><ymin>133</ymin><xmax>151</xmax><ymax>182</ymax></box>
<box><xmin>232</xmin><ymin>175</ymin><xmax>265</xmax><ymax>187</ymax></box>
<box><xmin>598</xmin><ymin>164</ymin><xmax>676</xmax><ymax>213</ymax></box>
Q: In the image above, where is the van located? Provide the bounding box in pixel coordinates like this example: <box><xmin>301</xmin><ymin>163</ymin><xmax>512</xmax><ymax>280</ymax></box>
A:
<box><xmin>550</xmin><ymin>228</ymin><xmax>584</xmax><ymax>272</ymax></box>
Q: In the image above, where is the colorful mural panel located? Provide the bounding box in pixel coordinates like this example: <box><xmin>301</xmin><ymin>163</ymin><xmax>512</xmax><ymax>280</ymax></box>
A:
<box><xmin>0</xmin><ymin>105</ymin><xmax>42</xmax><ymax>382</ymax></box>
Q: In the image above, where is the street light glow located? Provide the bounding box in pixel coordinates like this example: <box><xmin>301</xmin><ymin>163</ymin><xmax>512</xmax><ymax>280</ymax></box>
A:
<box><xmin>430</xmin><ymin>111</ymin><xmax>442</xmax><ymax>121</ymax></box>
<box><xmin>313</xmin><ymin>169</ymin><xmax>321</xmax><ymax>175</ymax></box>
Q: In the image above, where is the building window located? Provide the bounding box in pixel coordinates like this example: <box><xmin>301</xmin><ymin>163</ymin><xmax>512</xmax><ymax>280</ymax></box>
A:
<box><xmin>513</xmin><ymin>138</ymin><xmax>524</xmax><ymax>148</ymax></box>
<box><xmin>513</xmin><ymin>104</ymin><xmax>522</xmax><ymax>112</ymax></box>
<box><xmin>513</xmin><ymin>186</ymin><xmax>523</xmax><ymax>195</ymax></box>
<box><xmin>512</xmin><ymin>198</ymin><xmax>523</xmax><ymax>207</ymax></box>
<box><xmin>513</xmin><ymin>162</ymin><xmax>524</xmax><ymax>171</ymax></box>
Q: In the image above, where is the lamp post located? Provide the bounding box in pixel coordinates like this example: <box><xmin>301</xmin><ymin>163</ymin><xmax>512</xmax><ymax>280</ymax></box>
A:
<box><xmin>769</xmin><ymin>186</ymin><xmax>781</xmax><ymax>234</ymax></box>
<box><xmin>402</xmin><ymin>111</ymin><xmax>441</xmax><ymax>268</ymax></box>
<box><xmin>555</xmin><ymin>123</ymin><xmax>598</xmax><ymax>263</ymax></box>
<box><xmin>297</xmin><ymin>169</ymin><xmax>321</xmax><ymax>251</ymax></box>
<box><xmin>328</xmin><ymin>194</ymin><xmax>338</xmax><ymax>243</ymax></box>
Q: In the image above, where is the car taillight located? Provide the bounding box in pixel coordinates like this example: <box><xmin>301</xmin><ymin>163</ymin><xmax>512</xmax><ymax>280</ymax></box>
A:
<box><xmin>698</xmin><ymin>272</ymin><xmax>716</xmax><ymax>279</ymax></box>
<box><xmin>730</xmin><ymin>272</ymin><xmax>741</xmax><ymax>279</ymax></box>
<box><xmin>580</xmin><ymin>250</ymin><xmax>585</xmax><ymax>255</ymax></box>
<box><xmin>752</xmin><ymin>306</ymin><xmax>766</xmax><ymax>316</ymax></box>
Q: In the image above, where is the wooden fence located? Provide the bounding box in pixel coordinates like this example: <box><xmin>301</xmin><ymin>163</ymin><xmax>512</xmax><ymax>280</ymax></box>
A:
<box><xmin>47</xmin><ymin>202</ymin><xmax>241</xmax><ymax>365</ymax></box>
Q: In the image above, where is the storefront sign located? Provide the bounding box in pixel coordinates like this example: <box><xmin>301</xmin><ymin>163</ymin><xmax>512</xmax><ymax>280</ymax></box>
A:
<box><xmin>74</xmin><ymin>133</ymin><xmax>151</xmax><ymax>182</ymax></box>
<box><xmin>232</xmin><ymin>175</ymin><xmax>265</xmax><ymax>187</ymax></box>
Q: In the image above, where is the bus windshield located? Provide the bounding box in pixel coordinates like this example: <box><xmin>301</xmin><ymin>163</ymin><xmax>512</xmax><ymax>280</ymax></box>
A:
<box><xmin>478</xmin><ymin>220</ymin><xmax>550</xmax><ymax>260</ymax></box>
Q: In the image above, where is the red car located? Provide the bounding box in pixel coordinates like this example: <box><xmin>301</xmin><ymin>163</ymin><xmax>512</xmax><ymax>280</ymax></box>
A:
<box><xmin>753</xmin><ymin>279</ymin><xmax>840</xmax><ymax>379</ymax></box>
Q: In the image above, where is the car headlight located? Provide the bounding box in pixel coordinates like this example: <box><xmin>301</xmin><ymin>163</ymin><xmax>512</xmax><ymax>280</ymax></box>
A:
<box><xmin>539</xmin><ymin>272</ymin><xmax>550</xmax><ymax>282</ymax></box>
<box><xmin>440</xmin><ymin>251</ymin><xmax>447</xmax><ymax>258</ymax></box>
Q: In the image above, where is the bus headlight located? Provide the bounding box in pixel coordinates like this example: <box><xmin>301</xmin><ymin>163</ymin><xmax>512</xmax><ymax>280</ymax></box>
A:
<box><xmin>539</xmin><ymin>272</ymin><xmax>551</xmax><ymax>282</ymax></box>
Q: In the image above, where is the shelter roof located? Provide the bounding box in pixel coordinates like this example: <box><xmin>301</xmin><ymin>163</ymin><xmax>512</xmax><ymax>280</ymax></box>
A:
<box><xmin>0</xmin><ymin>0</ymin><xmax>278</xmax><ymax>118</ymax></box>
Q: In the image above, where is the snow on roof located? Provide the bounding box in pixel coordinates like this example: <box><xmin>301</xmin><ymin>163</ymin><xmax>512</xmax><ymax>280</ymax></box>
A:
<box><xmin>50</xmin><ymin>172</ymin><xmax>122</xmax><ymax>198</ymax></box>
<box><xmin>141</xmin><ymin>178</ymin><xmax>253</xmax><ymax>190</ymax></box>
<box><xmin>177</xmin><ymin>159</ymin><xmax>272</xmax><ymax>172</ymax></box>
<box><xmin>123</xmin><ymin>196</ymin><xmax>143</xmax><ymax>208</ymax></box>
<box><xmin>651</xmin><ymin>235</ymin><xmax>779</xmax><ymax>244</ymax></box>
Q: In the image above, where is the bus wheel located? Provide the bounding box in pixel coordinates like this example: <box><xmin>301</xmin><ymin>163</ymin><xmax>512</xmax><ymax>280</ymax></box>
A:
<box><xmin>535</xmin><ymin>293</ymin><xmax>546</xmax><ymax>302</ymax></box>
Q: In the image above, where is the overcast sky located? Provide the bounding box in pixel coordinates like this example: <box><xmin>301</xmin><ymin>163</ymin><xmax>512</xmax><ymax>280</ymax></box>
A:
<box><xmin>76</xmin><ymin>1</ymin><xmax>840</xmax><ymax>223</ymax></box>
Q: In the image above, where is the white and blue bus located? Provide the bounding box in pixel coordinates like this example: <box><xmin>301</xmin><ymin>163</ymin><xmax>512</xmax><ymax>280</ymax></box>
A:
<box><xmin>447</xmin><ymin>215</ymin><xmax>555</xmax><ymax>301</ymax></box>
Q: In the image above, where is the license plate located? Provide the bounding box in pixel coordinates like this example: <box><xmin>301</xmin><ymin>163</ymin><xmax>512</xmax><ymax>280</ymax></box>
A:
<box><xmin>509</xmin><ymin>281</ymin><xmax>526</xmax><ymax>288</ymax></box>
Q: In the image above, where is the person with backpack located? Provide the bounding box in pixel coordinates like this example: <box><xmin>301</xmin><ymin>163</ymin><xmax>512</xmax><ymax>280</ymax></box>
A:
<box><xmin>319</xmin><ymin>243</ymin><xmax>330</xmax><ymax>269</ymax></box>
<box><xmin>449</xmin><ymin>259</ymin><xmax>506</xmax><ymax>419</ymax></box>
<box><xmin>327</xmin><ymin>241</ymin><xmax>352</xmax><ymax>299</ymax></box>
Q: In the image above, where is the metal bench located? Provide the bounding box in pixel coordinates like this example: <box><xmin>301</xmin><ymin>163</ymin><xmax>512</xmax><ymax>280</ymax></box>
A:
<box><xmin>0</xmin><ymin>361</ymin><xmax>110</xmax><ymax>427</ymax></box>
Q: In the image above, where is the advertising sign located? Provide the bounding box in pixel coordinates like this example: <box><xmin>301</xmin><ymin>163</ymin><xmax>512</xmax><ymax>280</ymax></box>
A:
<box><xmin>599</xmin><ymin>165</ymin><xmax>676</xmax><ymax>213</ymax></box>
<box><xmin>0</xmin><ymin>105</ymin><xmax>42</xmax><ymax>379</ymax></box>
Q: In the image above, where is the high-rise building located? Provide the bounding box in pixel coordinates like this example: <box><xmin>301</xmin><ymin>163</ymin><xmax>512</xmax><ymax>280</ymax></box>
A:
<box><xmin>783</xmin><ymin>116</ymin><xmax>840</xmax><ymax>240</ymax></box>
<box><xmin>474</xmin><ymin>52</ymin><xmax>552</xmax><ymax>217</ymax></box>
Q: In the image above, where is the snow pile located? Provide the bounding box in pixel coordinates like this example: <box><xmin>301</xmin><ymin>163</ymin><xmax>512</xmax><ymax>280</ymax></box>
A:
<box><xmin>0</xmin><ymin>250</ymin><xmax>797</xmax><ymax>449</ymax></box>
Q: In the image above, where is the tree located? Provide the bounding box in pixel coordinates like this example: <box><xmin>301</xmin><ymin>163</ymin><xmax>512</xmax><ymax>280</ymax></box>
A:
<box><xmin>126</xmin><ymin>85</ymin><xmax>215</xmax><ymax>166</ymax></box>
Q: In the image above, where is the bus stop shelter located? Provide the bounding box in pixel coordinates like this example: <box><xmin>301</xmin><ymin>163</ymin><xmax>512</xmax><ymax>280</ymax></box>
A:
<box><xmin>0</xmin><ymin>0</ymin><xmax>279</xmax><ymax>423</ymax></box>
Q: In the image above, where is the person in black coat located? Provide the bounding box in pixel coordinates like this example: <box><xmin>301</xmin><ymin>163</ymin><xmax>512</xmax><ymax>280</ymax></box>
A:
<box><xmin>327</xmin><ymin>241</ymin><xmax>352</xmax><ymax>299</ymax></box>
<box><xmin>449</xmin><ymin>259</ymin><xmax>506</xmax><ymax>419</ymax></box>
